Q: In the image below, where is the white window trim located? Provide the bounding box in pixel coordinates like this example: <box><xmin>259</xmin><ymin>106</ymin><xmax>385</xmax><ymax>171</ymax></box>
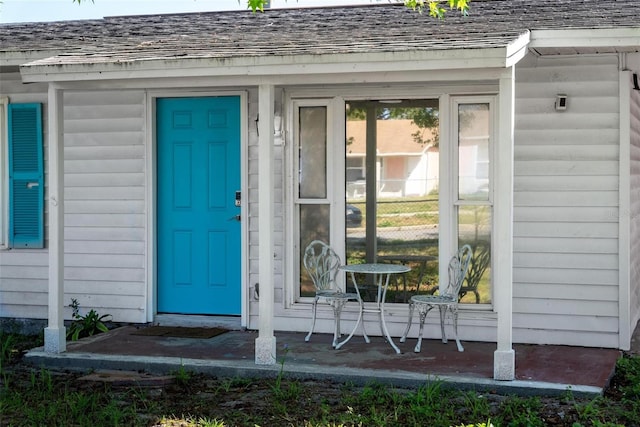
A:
<box><xmin>284</xmin><ymin>87</ymin><xmax>500</xmax><ymax>313</ymax></box>
<box><xmin>449</xmin><ymin>95</ymin><xmax>498</xmax><ymax>310</ymax></box>
<box><xmin>285</xmin><ymin>97</ymin><xmax>346</xmax><ymax>307</ymax></box>
<box><xmin>0</xmin><ymin>97</ymin><xmax>8</xmax><ymax>249</ymax></box>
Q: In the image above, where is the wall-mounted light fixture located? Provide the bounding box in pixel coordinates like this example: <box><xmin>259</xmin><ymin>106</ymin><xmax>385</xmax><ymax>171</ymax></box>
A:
<box><xmin>274</xmin><ymin>114</ymin><xmax>283</xmax><ymax>145</ymax></box>
<box><xmin>555</xmin><ymin>94</ymin><xmax>568</xmax><ymax>111</ymax></box>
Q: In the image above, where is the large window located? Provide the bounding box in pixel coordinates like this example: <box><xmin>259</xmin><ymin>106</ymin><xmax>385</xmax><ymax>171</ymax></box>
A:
<box><xmin>290</xmin><ymin>94</ymin><xmax>493</xmax><ymax>307</ymax></box>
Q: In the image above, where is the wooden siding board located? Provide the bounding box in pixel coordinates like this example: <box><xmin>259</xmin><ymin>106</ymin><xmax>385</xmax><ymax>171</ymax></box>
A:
<box><xmin>64</xmin><ymin>267</ymin><xmax>145</xmax><ymax>282</ymax></box>
<box><xmin>0</xmin><ymin>279</ymin><xmax>48</xmax><ymax>292</ymax></box>
<box><xmin>516</xmin><ymin>160</ymin><xmax>618</xmax><ymax>176</ymax></box>
<box><xmin>64</xmin><ymin>213</ymin><xmax>145</xmax><ymax>228</ymax></box>
<box><xmin>514</xmin><ymin>314</ymin><xmax>619</xmax><ymax>332</ymax></box>
<box><xmin>513</xmin><ymin>298</ymin><xmax>618</xmax><ymax>317</ymax></box>
<box><xmin>514</xmin><ymin>283</ymin><xmax>618</xmax><ymax>301</ymax></box>
<box><xmin>65</xmin><ymin>132</ymin><xmax>145</xmax><ymax>146</ymax></box>
<box><xmin>64</xmin><ymin>145</ymin><xmax>145</xmax><ymax>160</ymax></box>
<box><xmin>514</xmin><ymin>222</ymin><xmax>618</xmax><ymax>238</ymax></box>
<box><xmin>64</xmin><ymin>200</ymin><xmax>145</xmax><ymax>214</ymax></box>
<box><xmin>64</xmin><ymin>240</ymin><xmax>145</xmax><ymax>255</ymax></box>
<box><xmin>514</xmin><ymin>267</ymin><xmax>618</xmax><ymax>286</ymax></box>
<box><xmin>514</xmin><ymin>206</ymin><xmax>618</xmax><ymax>222</ymax></box>
<box><xmin>65</xmin><ymin>254</ymin><xmax>144</xmax><ymax>269</ymax></box>
<box><xmin>65</xmin><ymin>159</ymin><xmax>144</xmax><ymax>173</ymax></box>
<box><xmin>65</xmin><ymin>186</ymin><xmax>145</xmax><ymax>200</ymax></box>
<box><xmin>514</xmin><ymin>237</ymin><xmax>619</xmax><ymax>254</ymax></box>
<box><xmin>516</xmin><ymin>129</ymin><xmax>619</xmax><ymax>146</ymax></box>
<box><xmin>514</xmin><ymin>191</ymin><xmax>618</xmax><ymax>207</ymax></box>
<box><xmin>514</xmin><ymin>252</ymin><xmax>618</xmax><ymax>270</ymax></box>
<box><xmin>65</xmin><ymin>173</ymin><xmax>145</xmax><ymax>187</ymax></box>
<box><xmin>515</xmin><ymin>145</ymin><xmax>618</xmax><ymax>161</ymax></box>
<box><xmin>64</xmin><ymin>227</ymin><xmax>145</xmax><ymax>241</ymax></box>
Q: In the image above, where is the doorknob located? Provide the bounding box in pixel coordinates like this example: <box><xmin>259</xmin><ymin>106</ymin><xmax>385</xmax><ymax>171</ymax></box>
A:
<box><xmin>27</xmin><ymin>182</ymin><xmax>40</xmax><ymax>189</ymax></box>
<box><xmin>228</xmin><ymin>215</ymin><xmax>241</xmax><ymax>222</ymax></box>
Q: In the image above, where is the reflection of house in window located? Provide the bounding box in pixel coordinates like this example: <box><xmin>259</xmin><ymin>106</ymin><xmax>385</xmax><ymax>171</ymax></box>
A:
<box><xmin>346</xmin><ymin>119</ymin><xmax>439</xmax><ymax>198</ymax></box>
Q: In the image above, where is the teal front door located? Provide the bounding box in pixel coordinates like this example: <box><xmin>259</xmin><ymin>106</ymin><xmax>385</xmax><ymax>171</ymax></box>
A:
<box><xmin>157</xmin><ymin>96</ymin><xmax>241</xmax><ymax>315</ymax></box>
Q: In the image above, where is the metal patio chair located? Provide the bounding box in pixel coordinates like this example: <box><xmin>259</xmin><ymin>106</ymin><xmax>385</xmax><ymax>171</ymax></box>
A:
<box><xmin>303</xmin><ymin>240</ymin><xmax>365</xmax><ymax>348</ymax></box>
<box><xmin>400</xmin><ymin>244</ymin><xmax>473</xmax><ymax>352</ymax></box>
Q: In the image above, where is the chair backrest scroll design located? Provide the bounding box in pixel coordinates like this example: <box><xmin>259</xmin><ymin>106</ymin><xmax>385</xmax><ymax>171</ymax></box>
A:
<box><xmin>443</xmin><ymin>244</ymin><xmax>473</xmax><ymax>300</ymax></box>
<box><xmin>303</xmin><ymin>240</ymin><xmax>342</xmax><ymax>293</ymax></box>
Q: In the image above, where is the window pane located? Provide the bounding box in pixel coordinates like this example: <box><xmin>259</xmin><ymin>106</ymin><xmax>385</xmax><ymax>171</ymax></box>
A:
<box><xmin>299</xmin><ymin>204</ymin><xmax>331</xmax><ymax>297</ymax></box>
<box><xmin>458</xmin><ymin>205</ymin><xmax>491</xmax><ymax>304</ymax></box>
<box><xmin>345</xmin><ymin>101</ymin><xmax>440</xmax><ymax>303</ymax></box>
<box><xmin>299</xmin><ymin>107</ymin><xmax>327</xmax><ymax>199</ymax></box>
<box><xmin>458</xmin><ymin>103</ymin><xmax>490</xmax><ymax>201</ymax></box>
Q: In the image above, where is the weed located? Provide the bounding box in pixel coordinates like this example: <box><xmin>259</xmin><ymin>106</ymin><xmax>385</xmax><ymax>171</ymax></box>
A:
<box><xmin>172</xmin><ymin>361</ymin><xmax>194</xmax><ymax>385</ymax></box>
<box><xmin>66</xmin><ymin>298</ymin><xmax>112</xmax><ymax>341</ymax></box>
<box><xmin>496</xmin><ymin>395</ymin><xmax>544</xmax><ymax>427</ymax></box>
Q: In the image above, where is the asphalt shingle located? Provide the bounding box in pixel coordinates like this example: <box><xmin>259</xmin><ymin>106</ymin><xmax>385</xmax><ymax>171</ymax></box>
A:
<box><xmin>1</xmin><ymin>0</ymin><xmax>639</xmax><ymax>66</ymax></box>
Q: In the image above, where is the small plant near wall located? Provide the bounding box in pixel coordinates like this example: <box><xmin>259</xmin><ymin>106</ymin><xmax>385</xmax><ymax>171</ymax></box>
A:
<box><xmin>66</xmin><ymin>298</ymin><xmax>112</xmax><ymax>341</ymax></box>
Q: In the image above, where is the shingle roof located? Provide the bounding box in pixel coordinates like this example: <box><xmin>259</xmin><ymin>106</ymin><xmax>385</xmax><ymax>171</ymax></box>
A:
<box><xmin>1</xmin><ymin>0</ymin><xmax>639</xmax><ymax>67</ymax></box>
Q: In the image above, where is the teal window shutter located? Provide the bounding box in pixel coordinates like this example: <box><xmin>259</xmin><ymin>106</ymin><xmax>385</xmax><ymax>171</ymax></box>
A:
<box><xmin>8</xmin><ymin>103</ymin><xmax>44</xmax><ymax>249</ymax></box>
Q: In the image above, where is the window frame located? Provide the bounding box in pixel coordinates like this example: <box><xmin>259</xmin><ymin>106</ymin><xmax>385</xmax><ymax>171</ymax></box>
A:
<box><xmin>449</xmin><ymin>95</ymin><xmax>497</xmax><ymax>309</ymax></box>
<box><xmin>0</xmin><ymin>97</ymin><xmax>8</xmax><ymax>248</ymax></box>
<box><xmin>287</xmin><ymin>97</ymin><xmax>346</xmax><ymax>305</ymax></box>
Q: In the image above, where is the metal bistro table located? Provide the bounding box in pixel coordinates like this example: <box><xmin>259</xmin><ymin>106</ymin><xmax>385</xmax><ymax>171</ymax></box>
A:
<box><xmin>338</xmin><ymin>263</ymin><xmax>411</xmax><ymax>354</ymax></box>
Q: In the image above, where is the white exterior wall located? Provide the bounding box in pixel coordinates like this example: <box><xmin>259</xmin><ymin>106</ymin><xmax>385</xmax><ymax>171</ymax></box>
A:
<box><xmin>0</xmin><ymin>69</ymin><xmax>49</xmax><ymax>319</ymax></box>
<box><xmin>513</xmin><ymin>54</ymin><xmax>621</xmax><ymax>348</ymax></box>
<box><xmin>629</xmin><ymin>63</ymin><xmax>640</xmax><ymax>333</ymax></box>
<box><xmin>0</xmin><ymin>78</ymin><xmax>148</xmax><ymax>322</ymax></box>
<box><xmin>63</xmin><ymin>90</ymin><xmax>147</xmax><ymax>323</ymax></box>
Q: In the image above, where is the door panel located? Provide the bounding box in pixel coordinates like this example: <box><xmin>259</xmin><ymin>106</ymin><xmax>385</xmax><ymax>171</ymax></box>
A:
<box><xmin>157</xmin><ymin>96</ymin><xmax>241</xmax><ymax>315</ymax></box>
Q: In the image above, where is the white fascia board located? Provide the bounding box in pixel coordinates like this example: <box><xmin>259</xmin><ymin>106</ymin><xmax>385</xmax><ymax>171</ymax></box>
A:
<box><xmin>530</xmin><ymin>28</ymin><xmax>640</xmax><ymax>49</ymax></box>
<box><xmin>20</xmin><ymin>45</ymin><xmax>519</xmax><ymax>83</ymax></box>
<box><xmin>505</xmin><ymin>32</ymin><xmax>530</xmax><ymax>67</ymax></box>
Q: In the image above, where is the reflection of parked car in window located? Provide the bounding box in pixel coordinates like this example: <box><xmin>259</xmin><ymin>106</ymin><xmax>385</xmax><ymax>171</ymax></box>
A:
<box><xmin>346</xmin><ymin>204</ymin><xmax>362</xmax><ymax>227</ymax></box>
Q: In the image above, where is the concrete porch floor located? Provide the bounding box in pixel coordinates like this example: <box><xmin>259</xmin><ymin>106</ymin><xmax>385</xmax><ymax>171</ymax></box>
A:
<box><xmin>24</xmin><ymin>319</ymin><xmax>638</xmax><ymax>398</ymax></box>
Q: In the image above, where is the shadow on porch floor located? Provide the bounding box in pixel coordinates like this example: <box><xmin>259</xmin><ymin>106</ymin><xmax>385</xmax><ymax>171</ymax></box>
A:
<box><xmin>25</xmin><ymin>323</ymin><xmax>628</xmax><ymax>397</ymax></box>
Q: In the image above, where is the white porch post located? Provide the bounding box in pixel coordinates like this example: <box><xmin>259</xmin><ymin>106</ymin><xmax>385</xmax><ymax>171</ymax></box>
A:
<box><xmin>494</xmin><ymin>67</ymin><xmax>515</xmax><ymax>380</ymax></box>
<box><xmin>255</xmin><ymin>84</ymin><xmax>277</xmax><ymax>365</ymax></box>
<box><xmin>44</xmin><ymin>85</ymin><xmax>65</xmax><ymax>353</ymax></box>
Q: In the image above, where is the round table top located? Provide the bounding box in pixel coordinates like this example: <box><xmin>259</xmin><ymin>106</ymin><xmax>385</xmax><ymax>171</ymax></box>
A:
<box><xmin>339</xmin><ymin>263</ymin><xmax>411</xmax><ymax>274</ymax></box>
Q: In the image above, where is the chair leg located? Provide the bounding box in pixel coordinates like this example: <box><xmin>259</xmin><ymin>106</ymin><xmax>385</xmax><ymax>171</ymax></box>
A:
<box><xmin>414</xmin><ymin>305</ymin><xmax>429</xmax><ymax>353</ymax></box>
<box><xmin>331</xmin><ymin>299</ymin><xmax>348</xmax><ymax>348</ymax></box>
<box><xmin>438</xmin><ymin>306</ymin><xmax>448</xmax><ymax>344</ymax></box>
<box><xmin>450</xmin><ymin>306</ymin><xmax>464</xmax><ymax>352</ymax></box>
<box><xmin>305</xmin><ymin>297</ymin><xmax>319</xmax><ymax>342</ymax></box>
<box><xmin>400</xmin><ymin>301</ymin><xmax>414</xmax><ymax>343</ymax></box>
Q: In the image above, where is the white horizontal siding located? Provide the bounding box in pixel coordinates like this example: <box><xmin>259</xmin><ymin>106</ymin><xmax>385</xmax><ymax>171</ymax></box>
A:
<box><xmin>513</xmin><ymin>54</ymin><xmax>621</xmax><ymax>347</ymax></box>
<box><xmin>0</xmin><ymin>70</ymin><xmax>49</xmax><ymax>320</ymax></box>
<box><xmin>60</xmin><ymin>90</ymin><xmax>147</xmax><ymax>323</ymax></box>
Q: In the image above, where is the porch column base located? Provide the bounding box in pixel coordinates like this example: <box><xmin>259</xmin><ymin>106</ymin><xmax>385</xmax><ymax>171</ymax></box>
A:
<box><xmin>493</xmin><ymin>349</ymin><xmax>515</xmax><ymax>381</ymax></box>
<box><xmin>255</xmin><ymin>336</ymin><xmax>277</xmax><ymax>365</ymax></box>
<box><xmin>44</xmin><ymin>326</ymin><xmax>66</xmax><ymax>354</ymax></box>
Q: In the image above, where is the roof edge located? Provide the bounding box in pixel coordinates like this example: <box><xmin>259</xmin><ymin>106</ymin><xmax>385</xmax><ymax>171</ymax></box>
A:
<box><xmin>19</xmin><ymin>46</ymin><xmax>521</xmax><ymax>83</ymax></box>
<box><xmin>530</xmin><ymin>28</ymin><xmax>640</xmax><ymax>49</ymax></box>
